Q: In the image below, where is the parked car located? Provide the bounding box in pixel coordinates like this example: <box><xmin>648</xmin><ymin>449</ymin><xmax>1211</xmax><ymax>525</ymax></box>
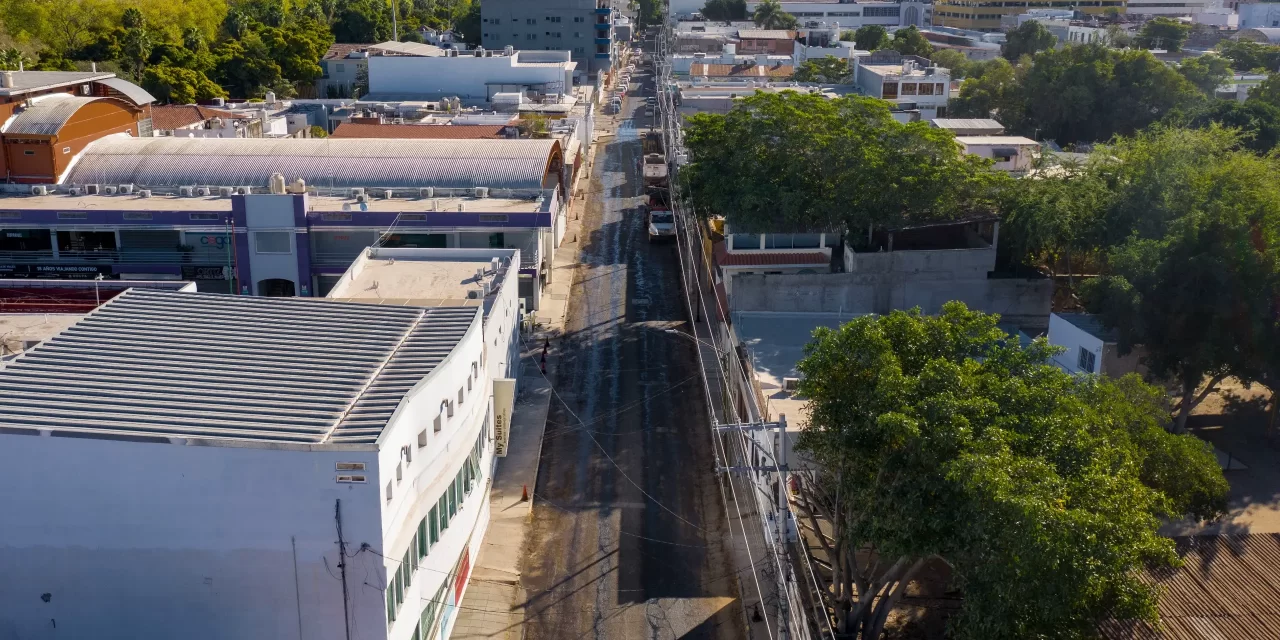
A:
<box><xmin>645</xmin><ymin>96</ymin><xmax>657</xmax><ymax>106</ymax></box>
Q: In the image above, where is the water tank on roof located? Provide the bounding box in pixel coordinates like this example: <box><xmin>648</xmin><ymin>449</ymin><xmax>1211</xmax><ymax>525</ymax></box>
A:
<box><xmin>269</xmin><ymin>173</ymin><xmax>287</xmax><ymax>195</ymax></box>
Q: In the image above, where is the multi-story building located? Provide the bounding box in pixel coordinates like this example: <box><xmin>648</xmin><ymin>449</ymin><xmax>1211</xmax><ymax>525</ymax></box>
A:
<box><xmin>934</xmin><ymin>0</ymin><xmax>1125</xmax><ymax>32</ymax></box>
<box><xmin>0</xmin><ymin>136</ymin><xmax>568</xmax><ymax>306</ymax></box>
<box><xmin>364</xmin><ymin>43</ymin><xmax>577</xmax><ymax>101</ymax></box>
<box><xmin>1239</xmin><ymin>3</ymin><xmax>1280</xmax><ymax>29</ymax></box>
<box><xmin>854</xmin><ymin>50</ymin><xmax>951</xmax><ymax>120</ymax></box>
<box><xmin>1125</xmin><ymin>0</ymin><xmax>1213</xmax><ymax>16</ymax></box>
<box><xmin>0</xmin><ymin>245</ymin><xmax>521</xmax><ymax>640</ymax></box>
<box><xmin>317</xmin><ymin>44</ymin><xmax>373</xmax><ymax>98</ymax></box>
<box><xmin>743</xmin><ymin>1</ymin><xmax>933</xmax><ymax>29</ymax></box>
<box><xmin>0</xmin><ymin>70</ymin><xmax>154</xmax><ymax>183</ymax></box>
<box><xmin>481</xmin><ymin>0</ymin><xmax>618</xmax><ymax>75</ymax></box>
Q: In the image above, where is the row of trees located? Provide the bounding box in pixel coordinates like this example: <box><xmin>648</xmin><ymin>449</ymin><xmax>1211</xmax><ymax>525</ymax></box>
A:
<box><xmin>0</xmin><ymin>0</ymin><xmax>480</xmax><ymax>99</ymax></box>
<box><xmin>949</xmin><ymin>43</ymin><xmax>1280</xmax><ymax>147</ymax></box>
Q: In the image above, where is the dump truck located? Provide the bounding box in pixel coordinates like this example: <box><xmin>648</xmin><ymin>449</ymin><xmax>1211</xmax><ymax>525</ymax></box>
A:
<box><xmin>642</xmin><ymin>131</ymin><xmax>668</xmax><ymax>188</ymax></box>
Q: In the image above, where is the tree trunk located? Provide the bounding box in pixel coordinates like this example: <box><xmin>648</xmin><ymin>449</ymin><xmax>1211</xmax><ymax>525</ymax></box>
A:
<box><xmin>1174</xmin><ymin>374</ymin><xmax>1225</xmax><ymax>433</ymax></box>
<box><xmin>862</xmin><ymin>556</ymin><xmax>928</xmax><ymax>640</ymax></box>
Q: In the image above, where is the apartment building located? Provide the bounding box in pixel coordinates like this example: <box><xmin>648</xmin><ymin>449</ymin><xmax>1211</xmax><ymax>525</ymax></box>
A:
<box><xmin>934</xmin><ymin>0</ymin><xmax>1126</xmax><ymax>32</ymax></box>
<box><xmin>481</xmin><ymin>0</ymin><xmax>619</xmax><ymax>75</ymax></box>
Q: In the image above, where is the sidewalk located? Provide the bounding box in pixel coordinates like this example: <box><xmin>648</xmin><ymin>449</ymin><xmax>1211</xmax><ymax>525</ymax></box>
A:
<box><xmin>452</xmin><ymin>116</ymin><xmax>607</xmax><ymax>639</ymax></box>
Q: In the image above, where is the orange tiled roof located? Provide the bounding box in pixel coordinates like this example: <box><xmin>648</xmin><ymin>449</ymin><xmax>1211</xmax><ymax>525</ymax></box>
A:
<box><xmin>150</xmin><ymin>105</ymin><xmax>248</xmax><ymax>131</ymax></box>
<box><xmin>330</xmin><ymin>123</ymin><xmax>508</xmax><ymax>140</ymax></box>
<box><xmin>689</xmin><ymin>63</ymin><xmax>795</xmax><ymax>79</ymax></box>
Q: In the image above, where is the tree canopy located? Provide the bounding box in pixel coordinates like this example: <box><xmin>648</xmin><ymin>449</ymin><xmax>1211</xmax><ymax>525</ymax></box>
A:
<box><xmin>1001</xmin><ymin>20</ymin><xmax>1055</xmax><ymax>61</ymax></box>
<box><xmin>1166</xmin><ymin>96</ymin><xmax>1280</xmax><ymax>155</ymax></box>
<box><xmin>1249</xmin><ymin>73</ymin><xmax>1280</xmax><ymax>109</ymax></box>
<box><xmin>1215</xmin><ymin>39</ymin><xmax>1280</xmax><ymax>73</ymax></box>
<box><xmin>1176</xmin><ymin>53</ymin><xmax>1231</xmax><ymax>96</ymax></box>
<box><xmin>682</xmin><ymin>91</ymin><xmax>1005</xmax><ymax>235</ymax></box>
<box><xmin>851</xmin><ymin>24</ymin><xmax>888</xmax><ymax>51</ymax></box>
<box><xmin>700</xmin><ymin>0</ymin><xmax>747</xmax><ymax>21</ymax></box>
<box><xmin>752</xmin><ymin>0</ymin><xmax>798</xmax><ymax>30</ymax></box>
<box><xmin>790</xmin><ymin>55</ymin><xmax>850</xmax><ymax>83</ymax></box>
<box><xmin>888</xmin><ymin>25</ymin><xmax>932</xmax><ymax>57</ymax></box>
<box><xmin>1136</xmin><ymin>17</ymin><xmax>1191</xmax><ymax>53</ymax></box>
<box><xmin>795</xmin><ymin>302</ymin><xmax>1228</xmax><ymax>638</ymax></box>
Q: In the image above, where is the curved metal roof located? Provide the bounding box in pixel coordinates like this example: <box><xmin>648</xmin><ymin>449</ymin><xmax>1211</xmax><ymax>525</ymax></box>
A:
<box><xmin>3</xmin><ymin>95</ymin><xmax>100</xmax><ymax>136</ymax></box>
<box><xmin>97</xmin><ymin>76</ymin><xmax>156</xmax><ymax>105</ymax></box>
<box><xmin>0</xmin><ymin>289</ymin><xmax>478</xmax><ymax>446</ymax></box>
<box><xmin>1238</xmin><ymin>28</ymin><xmax>1280</xmax><ymax>44</ymax></box>
<box><xmin>65</xmin><ymin>136</ymin><xmax>563</xmax><ymax>190</ymax></box>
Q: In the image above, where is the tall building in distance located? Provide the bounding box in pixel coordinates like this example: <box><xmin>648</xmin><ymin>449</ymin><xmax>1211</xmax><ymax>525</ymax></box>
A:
<box><xmin>933</xmin><ymin>0</ymin><xmax>1128</xmax><ymax>32</ymax></box>
<box><xmin>481</xmin><ymin>0</ymin><xmax>619</xmax><ymax>75</ymax></box>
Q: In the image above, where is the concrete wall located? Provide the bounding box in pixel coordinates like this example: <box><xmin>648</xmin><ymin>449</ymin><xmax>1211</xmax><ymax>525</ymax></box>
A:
<box><xmin>0</xmin><ymin>438</ymin><xmax>386</xmax><ymax>640</ymax></box>
<box><xmin>244</xmin><ymin>195</ymin><xmax>302</xmax><ymax>295</ymax></box>
<box><xmin>1240</xmin><ymin>3</ymin><xmax>1280</xmax><ymax>28</ymax></box>
<box><xmin>844</xmin><ymin>247</ymin><xmax>995</xmax><ymax>279</ymax></box>
<box><xmin>729</xmin><ymin>271</ymin><xmax>1053</xmax><ymax>329</ymax></box>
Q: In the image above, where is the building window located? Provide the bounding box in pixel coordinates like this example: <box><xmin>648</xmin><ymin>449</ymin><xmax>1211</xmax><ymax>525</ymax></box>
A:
<box><xmin>385</xmin><ymin>480</ymin><xmax>393</xmax><ymax>503</ymax></box>
<box><xmin>882</xmin><ymin>82</ymin><xmax>898</xmax><ymax>99</ymax></box>
<box><xmin>731</xmin><ymin>233</ymin><xmax>760</xmax><ymax>250</ymax></box>
<box><xmin>336</xmin><ymin>63</ymin><xmax>345</xmax><ymax>72</ymax></box>
<box><xmin>527</xmin><ymin>33</ymin><xmax>537</xmax><ymax>40</ymax></box>
<box><xmin>901</xmin><ymin>83</ymin><xmax>918</xmax><ymax>96</ymax></box>
<box><xmin>428</xmin><ymin>505</ymin><xmax>440</xmax><ymax>545</ymax></box>
<box><xmin>23</xmin><ymin>150</ymin><xmax>34</xmax><ymax>156</ymax></box>
<box><xmin>526</xmin><ymin>18</ymin><xmax>536</xmax><ymax>24</ymax></box>
<box><xmin>1077</xmin><ymin>347</ymin><xmax>1096</xmax><ymax>373</ymax></box>
<box><xmin>574</xmin><ymin>16</ymin><xmax>584</xmax><ymax>22</ymax></box>
<box><xmin>918</xmin><ymin>83</ymin><xmax>934</xmax><ymax>96</ymax></box>
<box><xmin>254</xmin><ymin>231</ymin><xmax>291</xmax><ymax>254</ymax></box>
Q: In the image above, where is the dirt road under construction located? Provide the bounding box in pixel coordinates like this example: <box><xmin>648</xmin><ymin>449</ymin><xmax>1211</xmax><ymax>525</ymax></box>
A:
<box><xmin>516</xmin><ymin>66</ymin><xmax>748</xmax><ymax>639</ymax></box>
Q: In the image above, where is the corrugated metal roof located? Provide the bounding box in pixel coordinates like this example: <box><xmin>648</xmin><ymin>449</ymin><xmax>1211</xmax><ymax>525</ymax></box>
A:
<box><xmin>0</xmin><ymin>71</ymin><xmax>114</xmax><ymax>96</ymax></box>
<box><xmin>930</xmin><ymin>118</ymin><xmax>1005</xmax><ymax>132</ymax></box>
<box><xmin>0</xmin><ymin>289</ymin><xmax>477</xmax><ymax>446</ymax></box>
<box><xmin>96</xmin><ymin>76</ymin><xmax>156</xmax><ymax>105</ymax></box>
<box><xmin>714</xmin><ymin>242</ymin><xmax>829</xmax><ymax>267</ymax></box>
<box><xmin>3</xmin><ymin>94</ymin><xmax>99</xmax><ymax>136</ymax></box>
<box><xmin>1100</xmin><ymin>534</ymin><xmax>1280</xmax><ymax>639</ymax></box>
<box><xmin>65</xmin><ymin>136</ymin><xmax>561</xmax><ymax>190</ymax></box>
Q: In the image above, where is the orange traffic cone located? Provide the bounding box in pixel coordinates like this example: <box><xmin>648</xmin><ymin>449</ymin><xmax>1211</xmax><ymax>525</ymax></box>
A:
<box><xmin>521</xmin><ymin>485</ymin><xmax>530</xmax><ymax>501</ymax></box>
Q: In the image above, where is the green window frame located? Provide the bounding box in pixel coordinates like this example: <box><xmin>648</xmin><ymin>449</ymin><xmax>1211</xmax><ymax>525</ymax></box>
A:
<box><xmin>394</xmin><ymin>565</ymin><xmax>404</xmax><ymax>606</ymax></box>
<box><xmin>438</xmin><ymin>495</ymin><xmax>450</xmax><ymax>532</ymax></box>
<box><xmin>448</xmin><ymin>481</ymin><xmax>458</xmax><ymax>517</ymax></box>
<box><xmin>429</xmin><ymin>506</ymin><xmax>440</xmax><ymax>545</ymax></box>
<box><xmin>404</xmin><ymin>548</ymin><xmax>414</xmax><ymax>582</ymax></box>
<box><xmin>418</xmin><ymin>520</ymin><xmax>428</xmax><ymax>558</ymax></box>
<box><xmin>387</xmin><ymin>585</ymin><xmax>397</xmax><ymax>622</ymax></box>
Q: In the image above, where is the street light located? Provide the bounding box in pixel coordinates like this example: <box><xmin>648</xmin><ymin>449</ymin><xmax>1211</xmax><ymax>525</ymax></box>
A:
<box><xmin>662</xmin><ymin>327</ymin><xmax>725</xmax><ymax>356</ymax></box>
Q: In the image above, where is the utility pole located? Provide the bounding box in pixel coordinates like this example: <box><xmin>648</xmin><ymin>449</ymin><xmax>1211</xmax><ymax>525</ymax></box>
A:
<box><xmin>335</xmin><ymin>499</ymin><xmax>353</xmax><ymax>640</ymax></box>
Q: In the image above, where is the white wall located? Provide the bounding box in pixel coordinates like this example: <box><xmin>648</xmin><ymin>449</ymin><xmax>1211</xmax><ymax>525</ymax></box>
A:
<box><xmin>1240</xmin><ymin>3</ymin><xmax>1280</xmax><ymax>28</ymax></box>
<box><xmin>1047</xmin><ymin>313</ymin><xmax>1104</xmax><ymax>374</ymax></box>
<box><xmin>369</xmin><ymin>55</ymin><xmax>572</xmax><ymax>99</ymax></box>
<box><xmin>0</xmin><ymin>438</ymin><xmax>386</xmax><ymax>640</ymax></box>
<box><xmin>958</xmin><ymin>142</ymin><xmax>1037</xmax><ymax>173</ymax></box>
<box><xmin>244</xmin><ymin>195</ymin><xmax>302</xmax><ymax>295</ymax></box>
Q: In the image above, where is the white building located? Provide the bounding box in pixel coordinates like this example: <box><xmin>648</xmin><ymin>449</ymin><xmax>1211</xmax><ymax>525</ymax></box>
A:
<box><xmin>743</xmin><ymin>1</ymin><xmax>932</xmax><ymax>28</ymax></box>
<box><xmin>364</xmin><ymin>41</ymin><xmax>577</xmax><ymax>101</ymax></box>
<box><xmin>0</xmin><ymin>249</ymin><xmax>522</xmax><ymax>640</ymax></box>
<box><xmin>1239</xmin><ymin>4</ymin><xmax>1280</xmax><ymax>30</ymax></box>
<box><xmin>854</xmin><ymin>51</ymin><xmax>951</xmax><ymax>120</ymax></box>
<box><xmin>1047</xmin><ymin>312</ymin><xmax>1144</xmax><ymax>377</ymax></box>
<box><xmin>955</xmin><ymin>135</ymin><xmax>1039</xmax><ymax>174</ymax></box>
<box><xmin>1125</xmin><ymin>0</ymin><xmax>1213</xmax><ymax>15</ymax></box>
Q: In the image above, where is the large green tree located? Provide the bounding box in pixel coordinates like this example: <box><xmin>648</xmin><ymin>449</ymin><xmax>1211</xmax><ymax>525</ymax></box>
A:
<box><xmin>1165</xmin><ymin>97</ymin><xmax>1280</xmax><ymax>155</ymax></box>
<box><xmin>331</xmin><ymin>0</ymin><xmax>391</xmax><ymax>43</ymax></box>
<box><xmin>1001</xmin><ymin>20</ymin><xmax>1055</xmax><ymax>61</ymax></box>
<box><xmin>795</xmin><ymin>303</ymin><xmax>1228</xmax><ymax>638</ymax></box>
<box><xmin>752</xmin><ymin>0</ymin><xmax>797</xmax><ymax>30</ymax></box>
<box><xmin>1136</xmin><ymin>17</ymin><xmax>1191</xmax><ymax>53</ymax></box>
<box><xmin>142</xmin><ymin>64</ymin><xmax>226</xmax><ymax>102</ymax></box>
<box><xmin>1082</xmin><ymin>128</ymin><xmax>1280</xmax><ymax>432</ymax></box>
<box><xmin>928</xmin><ymin>47</ymin><xmax>972</xmax><ymax>78</ymax></box>
<box><xmin>950</xmin><ymin>56</ymin><xmax>1023</xmax><ymax>123</ymax></box>
<box><xmin>1018</xmin><ymin>44</ymin><xmax>1199</xmax><ymax>144</ymax></box>
<box><xmin>851</xmin><ymin>24</ymin><xmax>888</xmax><ymax>51</ymax></box>
<box><xmin>682</xmin><ymin>91</ymin><xmax>1004</xmax><ymax>235</ymax></box>
<box><xmin>1249</xmin><ymin>73</ymin><xmax>1280</xmax><ymax>109</ymax></box>
<box><xmin>1216</xmin><ymin>39</ymin><xmax>1280</xmax><ymax>72</ymax></box>
<box><xmin>1177</xmin><ymin>53</ymin><xmax>1231</xmax><ymax>95</ymax></box>
<box><xmin>701</xmin><ymin>0</ymin><xmax>747</xmax><ymax>21</ymax></box>
<box><xmin>888</xmin><ymin>25</ymin><xmax>931</xmax><ymax>57</ymax></box>
<box><xmin>791</xmin><ymin>55</ymin><xmax>849</xmax><ymax>83</ymax></box>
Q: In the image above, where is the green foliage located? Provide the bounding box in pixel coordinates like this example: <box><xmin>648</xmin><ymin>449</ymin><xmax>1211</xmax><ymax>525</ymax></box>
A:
<box><xmin>888</xmin><ymin>25</ymin><xmax>932</xmax><ymax>57</ymax></box>
<box><xmin>1136</xmin><ymin>17</ymin><xmax>1191</xmax><ymax>53</ymax></box>
<box><xmin>752</xmin><ymin>0</ymin><xmax>797</xmax><ymax>30</ymax></box>
<box><xmin>950</xmin><ymin>56</ymin><xmax>1022</xmax><ymax>121</ymax></box>
<box><xmin>455</xmin><ymin>1</ymin><xmax>482</xmax><ymax>46</ymax></box>
<box><xmin>927</xmin><ymin>47</ymin><xmax>971</xmax><ymax>78</ymax></box>
<box><xmin>331</xmin><ymin>0</ymin><xmax>391</xmax><ymax>43</ymax></box>
<box><xmin>310</xmin><ymin>124</ymin><xmax>328</xmax><ymax>138</ymax></box>
<box><xmin>142</xmin><ymin>64</ymin><xmax>226</xmax><ymax>103</ymax></box>
<box><xmin>1001</xmin><ymin>20</ymin><xmax>1055</xmax><ymax>61</ymax></box>
<box><xmin>214</xmin><ymin>32</ymin><xmax>282</xmax><ymax>97</ymax></box>
<box><xmin>795</xmin><ymin>303</ymin><xmax>1228</xmax><ymax>638</ymax></box>
<box><xmin>0</xmin><ymin>46</ymin><xmax>30</xmax><ymax>70</ymax></box>
<box><xmin>790</xmin><ymin>55</ymin><xmax>849</xmax><ymax>83</ymax></box>
<box><xmin>682</xmin><ymin>91</ymin><xmax>1006</xmax><ymax>235</ymax></box>
<box><xmin>852</xmin><ymin>24</ymin><xmax>887</xmax><ymax>51</ymax></box>
<box><xmin>1249</xmin><ymin>73</ymin><xmax>1280</xmax><ymax>109</ymax></box>
<box><xmin>638</xmin><ymin>0</ymin><xmax>664</xmax><ymax>29</ymax></box>
<box><xmin>701</xmin><ymin>0</ymin><xmax>747</xmax><ymax>21</ymax></box>
<box><xmin>1166</xmin><ymin>99</ymin><xmax>1280</xmax><ymax>154</ymax></box>
<box><xmin>1079</xmin><ymin>127</ymin><xmax>1280</xmax><ymax>429</ymax></box>
<box><xmin>1177</xmin><ymin>54</ymin><xmax>1231</xmax><ymax>95</ymax></box>
<box><xmin>1215</xmin><ymin>39</ymin><xmax>1280</xmax><ymax>72</ymax></box>
<box><xmin>1019</xmin><ymin>44</ymin><xmax>1199</xmax><ymax>144</ymax></box>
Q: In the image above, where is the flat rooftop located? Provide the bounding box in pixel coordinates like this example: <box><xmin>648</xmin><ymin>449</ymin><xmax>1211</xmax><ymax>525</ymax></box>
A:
<box><xmin>734</xmin><ymin>312</ymin><xmax>858</xmax><ymax>431</ymax></box>
<box><xmin>327</xmin><ymin>248</ymin><xmax>516</xmax><ymax>308</ymax></box>
<box><xmin>0</xmin><ymin>193</ymin><xmax>546</xmax><ymax>214</ymax></box>
<box><xmin>955</xmin><ymin>135</ymin><xmax>1039</xmax><ymax>145</ymax></box>
<box><xmin>859</xmin><ymin>64</ymin><xmax>943</xmax><ymax>77</ymax></box>
<box><xmin>0</xmin><ymin>289</ymin><xmax>477</xmax><ymax>447</ymax></box>
<box><xmin>0</xmin><ymin>314</ymin><xmax>83</xmax><ymax>357</ymax></box>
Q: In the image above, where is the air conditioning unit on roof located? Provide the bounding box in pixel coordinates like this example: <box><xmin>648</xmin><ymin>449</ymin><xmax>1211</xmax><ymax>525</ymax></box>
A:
<box><xmin>29</xmin><ymin>185</ymin><xmax>47</xmax><ymax>196</ymax></box>
<box><xmin>85</xmin><ymin>184</ymin><xmax>100</xmax><ymax>195</ymax></box>
<box><xmin>103</xmin><ymin>186</ymin><xmax>118</xmax><ymax>195</ymax></box>
<box><xmin>197</xmin><ymin>187</ymin><xmax>211</xmax><ymax>197</ymax></box>
<box><xmin>68</xmin><ymin>187</ymin><xmax>82</xmax><ymax>196</ymax></box>
<box><xmin>218</xmin><ymin>187</ymin><xmax>234</xmax><ymax>198</ymax></box>
<box><xmin>474</xmin><ymin>187</ymin><xmax>489</xmax><ymax>198</ymax></box>
<box><xmin>235</xmin><ymin>186</ymin><xmax>252</xmax><ymax>195</ymax></box>
<box><xmin>118</xmin><ymin>184</ymin><xmax>134</xmax><ymax>195</ymax></box>
<box><xmin>179</xmin><ymin>186</ymin><xmax>195</xmax><ymax>197</ymax></box>
<box><xmin>782</xmin><ymin>377</ymin><xmax>800</xmax><ymax>392</ymax></box>
<box><xmin>350</xmin><ymin>187</ymin><xmax>365</xmax><ymax>198</ymax></box>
